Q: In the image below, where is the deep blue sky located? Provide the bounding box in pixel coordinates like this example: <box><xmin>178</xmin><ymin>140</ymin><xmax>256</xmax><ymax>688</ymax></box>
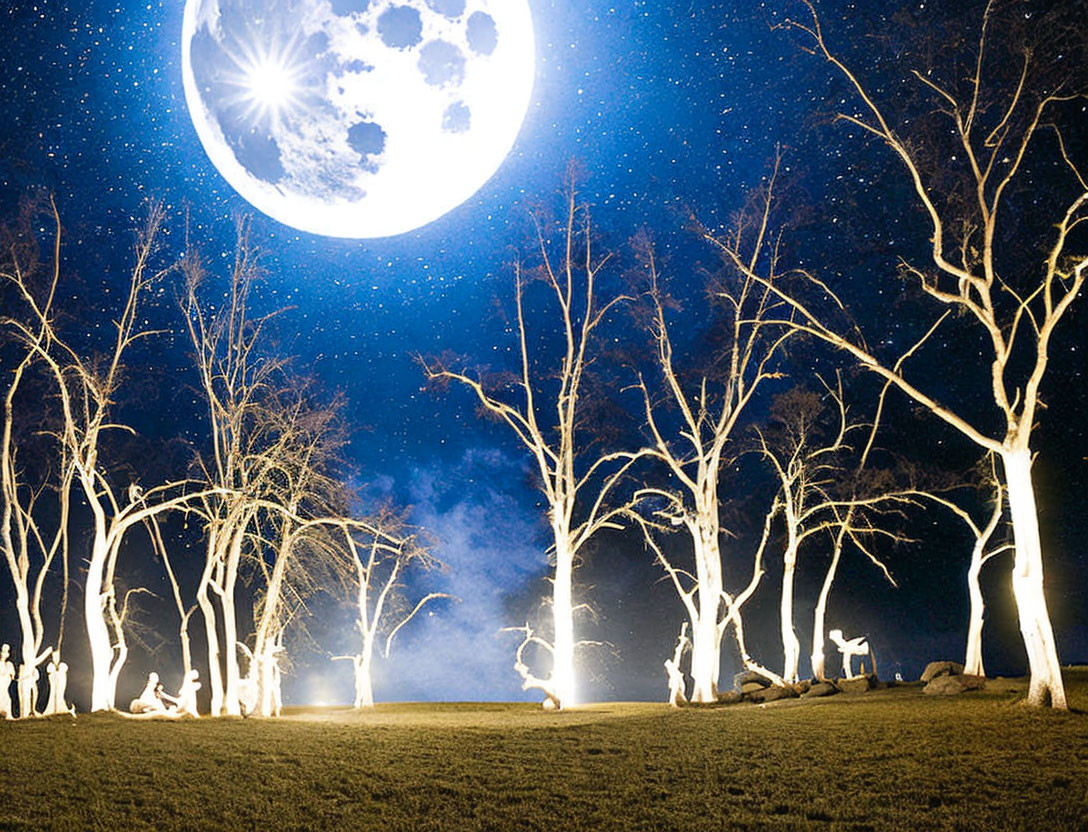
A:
<box><xmin>1</xmin><ymin>0</ymin><xmax>1085</xmax><ymax>706</ymax></box>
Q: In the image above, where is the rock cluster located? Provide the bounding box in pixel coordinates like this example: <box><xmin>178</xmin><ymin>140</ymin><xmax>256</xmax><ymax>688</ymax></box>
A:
<box><xmin>920</xmin><ymin>660</ymin><xmax>987</xmax><ymax>695</ymax></box>
<box><xmin>723</xmin><ymin>671</ymin><xmax>879</xmax><ymax>703</ymax></box>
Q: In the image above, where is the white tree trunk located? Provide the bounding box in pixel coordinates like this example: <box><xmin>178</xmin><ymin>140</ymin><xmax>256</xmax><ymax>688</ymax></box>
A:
<box><xmin>964</xmin><ymin>548</ymin><xmax>986</xmax><ymax>678</ymax></box>
<box><xmin>196</xmin><ymin>558</ymin><xmax>224</xmax><ymax>716</ymax></box>
<box><xmin>106</xmin><ymin>631</ymin><xmax>127</xmax><ymax>710</ymax></box>
<box><xmin>252</xmin><ymin>522</ymin><xmax>294</xmax><ymax>717</ymax></box>
<box><xmin>688</xmin><ymin>607</ymin><xmax>719</xmax><ymax>703</ymax></box>
<box><xmin>810</xmin><ymin>544</ymin><xmax>840</xmax><ymax>681</ymax></box>
<box><xmin>179</xmin><ymin>610</ymin><xmax>195</xmax><ymax>678</ymax></box>
<box><xmin>84</xmin><ymin>514</ymin><xmax>114</xmax><ymax>712</ymax></box>
<box><xmin>11</xmin><ymin>587</ymin><xmax>39</xmax><ymax>715</ymax></box>
<box><xmin>219</xmin><ymin>528</ymin><xmax>244</xmax><ymax>716</ymax></box>
<box><xmin>17</xmin><ymin>664</ymin><xmax>37</xmax><ymax>718</ymax></box>
<box><xmin>687</xmin><ymin>517</ymin><xmax>723</xmax><ymax>703</ymax></box>
<box><xmin>1002</xmin><ymin>447</ymin><xmax>1066</xmax><ymax>708</ymax></box>
<box><xmin>355</xmin><ymin>638</ymin><xmax>375</xmax><ymax>709</ymax></box>
<box><xmin>780</xmin><ymin>542</ymin><xmax>801</xmax><ymax>684</ymax></box>
<box><xmin>221</xmin><ymin>586</ymin><xmax>241</xmax><ymax>716</ymax></box>
<box><xmin>551</xmin><ymin>533</ymin><xmax>576</xmax><ymax>709</ymax></box>
<box><xmin>257</xmin><ymin>650</ymin><xmax>277</xmax><ymax>717</ymax></box>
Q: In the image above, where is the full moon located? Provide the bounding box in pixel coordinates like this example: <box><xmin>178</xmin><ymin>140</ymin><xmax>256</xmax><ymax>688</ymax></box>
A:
<box><xmin>181</xmin><ymin>0</ymin><xmax>535</xmax><ymax>239</ymax></box>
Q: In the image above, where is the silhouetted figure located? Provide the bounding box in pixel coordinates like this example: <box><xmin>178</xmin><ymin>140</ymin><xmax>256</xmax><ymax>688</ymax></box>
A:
<box><xmin>43</xmin><ymin>650</ymin><xmax>72</xmax><ymax>716</ymax></box>
<box><xmin>130</xmin><ymin>672</ymin><xmax>168</xmax><ymax>714</ymax></box>
<box><xmin>665</xmin><ymin>622</ymin><xmax>690</xmax><ymax>707</ymax></box>
<box><xmin>0</xmin><ymin>644</ymin><xmax>14</xmax><ymax>719</ymax></box>
<box><xmin>172</xmin><ymin>669</ymin><xmax>201</xmax><ymax>717</ymax></box>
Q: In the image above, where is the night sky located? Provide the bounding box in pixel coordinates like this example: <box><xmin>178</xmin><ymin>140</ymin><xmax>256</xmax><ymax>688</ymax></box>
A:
<box><xmin>1</xmin><ymin>0</ymin><xmax>1085</xmax><ymax>708</ymax></box>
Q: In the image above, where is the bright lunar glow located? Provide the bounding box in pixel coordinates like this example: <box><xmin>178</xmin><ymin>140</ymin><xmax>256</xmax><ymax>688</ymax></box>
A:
<box><xmin>244</xmin><ymin>57</ymin><xmax>299</xmax><ymax>115</ymax></box>
<box><xmin>181</xmin><ymin>0</ymin><xmax>535</xmax><ymax>238</ymax></box>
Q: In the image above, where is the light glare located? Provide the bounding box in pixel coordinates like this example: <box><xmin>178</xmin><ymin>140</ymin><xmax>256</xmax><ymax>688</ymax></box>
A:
<box><xmin>245</xmin><ymin>58</ymin><xmax>297</xmax><ymax>111</ymax></box>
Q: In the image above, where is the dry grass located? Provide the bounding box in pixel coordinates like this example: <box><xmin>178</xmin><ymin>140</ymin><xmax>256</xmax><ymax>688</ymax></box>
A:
<box><xmin>1</xmin><ymin>671</ymin><xmax>1087</xmax><ymax>831</ymax></box>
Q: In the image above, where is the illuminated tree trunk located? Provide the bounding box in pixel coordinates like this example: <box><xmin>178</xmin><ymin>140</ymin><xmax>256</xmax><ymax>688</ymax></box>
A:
<box><xmin>964</xmin><ymin>474</ymin><xmax>1007</xmax><ymax>678</ymax></box>
<box><xmin>105</xmin><ymin>592</ymin><xmax>130</xmax><ymax>709</ymax></box>
<box><xmin>347</xmin><ymin>557</ymin><xmax>378</xmax><ymax>709</ymax></box>
<box><xmin>550</xmin><ymin>531</ymin><xmax>576</xmax><ymax>708</ymax></box>
<box><xmin>252</xmin><ymin>512</ymin><xmax>297</xmax><ymax>718</ymax></box>
<box><xmin>810</xmin><ymin>529</ymin><xmax>844</xmax><ymax>681</ymax></box>
<box><xmin>10</xmin><ymin>589</ymin><xmax>39</xmax><ymax>715</ymax></box>
<box><xmin>196</xmin><ymin>553</ymin><xmax>225</xmax><ymax>716</ymax></box>
<box><xmin>83</xmin><ymin>489</ymin><xmax>114</xmax><ymax>712</ymax></box>
<box><xmin>253</xmin><ymin>629</ymin><xmax>284</xmax><ymax>718</ymax></box>
<box><xmin>687</xmin><ymin>515</ymin><xmax>723</xmax><ymax>703</ymax></box>
<box><xmin>779</xmin><ymin>514</ymin><xmax>801</xmax><ymax>684</ymax></box>
<box><xmin>1002</xmin><ymin>447</ymin><xmax>1066</xmax><ymax>708</ymax></box>
<box><xmin>221</xmin><ymin>529</ymin><xmax>243</xmax><ymax>716</ymax></box>
<box><xmin>354</xmin><ymin>645</ymin><xmax>375</xmax><ymax>709</ymax></box>
<box><xmin>964</xmin><ymin>549</ymin><xmax>986</xmax><ymax>678</ymax></box>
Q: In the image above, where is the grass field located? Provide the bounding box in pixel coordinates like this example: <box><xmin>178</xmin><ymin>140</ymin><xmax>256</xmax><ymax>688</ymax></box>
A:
<box><xmin>2</xmin><ymin>672</ymin><xmax>1087</xmax><ymax>832</ymax></box>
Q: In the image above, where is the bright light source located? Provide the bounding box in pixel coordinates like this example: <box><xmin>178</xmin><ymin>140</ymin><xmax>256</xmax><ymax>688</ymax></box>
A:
<box><xmin>237</xmin><ymin>48</ymin><xmax>304</xmax><ymax>125</ymax></box>
<box><xmin>245</xmin><ymin>58</ymin><xmax>297</xmax><ymax>111</ymax></box>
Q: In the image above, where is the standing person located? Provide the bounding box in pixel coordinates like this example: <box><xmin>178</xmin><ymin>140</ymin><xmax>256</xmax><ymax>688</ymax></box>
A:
<box><xmin>0</xmin><ymin>645</ymin><xmax>14</xmax><ymax>719</ymax></box>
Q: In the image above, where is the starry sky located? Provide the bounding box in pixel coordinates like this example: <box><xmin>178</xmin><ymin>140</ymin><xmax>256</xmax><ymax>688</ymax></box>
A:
<box><xmin>1</xmin><ymin>0</ymin><xmax>1085</xmax><ymax>707</ymax></box>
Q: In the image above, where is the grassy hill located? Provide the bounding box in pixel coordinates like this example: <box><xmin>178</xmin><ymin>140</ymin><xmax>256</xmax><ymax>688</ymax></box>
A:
<box><xmin>1</xmin><ymin>671</ymin><xmax>1087</xmax><ymax>831</ymax></box>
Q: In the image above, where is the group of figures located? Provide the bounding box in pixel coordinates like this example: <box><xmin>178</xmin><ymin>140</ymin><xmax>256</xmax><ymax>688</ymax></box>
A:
<box><xmin>1</xmin><ymin>641</ymin><xmax>281</xmax><ymax>720</ymax></box>
<box><xmin>128</xmin><ymin>670</ymin><xmax>202</xmax><ymax>718</ymax></box>
<box><xmin>125</xmin><ymin>642</ymin><xmax>283</xmax><ymax>719</ymax></box>
<box><xmin>0</xmin><ymin>643</ymin><xmax>73</xmax><ymax>719</ymax></box>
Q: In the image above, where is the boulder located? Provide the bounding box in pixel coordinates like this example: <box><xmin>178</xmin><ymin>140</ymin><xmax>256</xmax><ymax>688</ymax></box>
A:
<box><xmin>837</xmin><ymin>676</ymin><xmax>874</xmax><ymax>695</ymax></box>
<box><xmin>736</xmin><ymin>671</ymin><xmax>771</xmax><ymax>688</ymax></box>
<box><xmin>752</xmin><ymin>685</ymin><xmax>793</xmax><ymax>703</ymax></box>
<box><xmin>920</xmin><ymin>660</ymin><xmax>964</xmax><ymax>683</ymax></box>
<box><xmin>923</xmin><ymin>674</ymin><xmax>986</xmax><ymax>695</ymax></box>
<box><xmin>802</xmin><ymin>681</ymin><xmax>838</xmax><ymax>698</ymax></box>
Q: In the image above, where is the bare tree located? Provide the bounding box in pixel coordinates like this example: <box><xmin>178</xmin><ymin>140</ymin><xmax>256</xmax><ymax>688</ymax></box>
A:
<box><xmin>243</xmin><ymin>386</ymin><xmax>364</xmax><ymax>717</ymax></box>
<box><xmin>756</xmin><ymin>379</ymin><xmax>905</xmax><ymax>683</ymax></box>
<box><xmin>331</xmin><ymin>510</ymin><xmax>451</xmax><ymax>709</ymax></box>
<box><xmin>713</xmin><ymin>2</ymin><xmax>1086</xmax><ymax>706</ymax></box>
<box><xmin>4</xmin><ymin>200</ymin><xmax>215</xmax><ymax>711</ymax></box>
<box><xmin>900</xmin><ymin>454</ymin><xmax>1012</xmax><ymax>677</ymax></box>
<box><xmin>422</xmin><ymin>183</ymin><xmax>641</xmax><ymax>709</ymax></box>
<box><xmin>180</xmin><ymin>223</ymin><xmax>288</xmax><ymax>716</ymax></box>
<box><xmin>182</xmin><ymin>224</ymin><xmax>425</xmax><ymax>717</ymax></box>
<box><xmin>757</xmin><ymin>388</ymin><xmax>847</xmax><ymax>685</ymax></box>
<box><xmin>0</xmin><ymin>197</ymin><xmax>72</xmax><ymax>715</ymax></box>
<box><xmin>631</xmin><ymin>164</ymin><xmax>794</xmax><ymax>701</ymax></box>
